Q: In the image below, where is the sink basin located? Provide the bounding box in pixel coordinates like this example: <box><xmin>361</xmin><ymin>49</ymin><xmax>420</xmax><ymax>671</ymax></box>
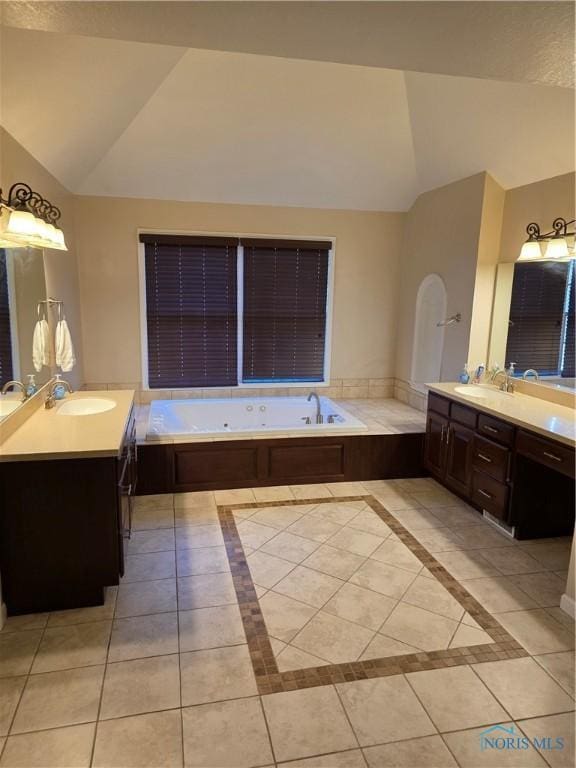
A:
<box><xmin>0</xmin><ymin>399</ymin><xmax>21</xmax><ymax>418</ymax></box>
<box><xmin>454</xmin><ymin>385</ymin><xmax>504</xmax><ymax>399</ymax></box>
<box><xmin>56</xmin><ymin>398</ymin><xmax>116</xmax><ymax>416</ymax></box>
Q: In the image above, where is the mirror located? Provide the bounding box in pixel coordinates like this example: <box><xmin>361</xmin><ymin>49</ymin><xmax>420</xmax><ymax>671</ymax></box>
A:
<box><xmin>0</xmin><ymin>247</ymin><xmax>50</xmax><ymax>419</ymax></box>
<box><xmin>489</xmin><ymin>260</ymin><xmax>575</xmax><ymax>392</ymax></box>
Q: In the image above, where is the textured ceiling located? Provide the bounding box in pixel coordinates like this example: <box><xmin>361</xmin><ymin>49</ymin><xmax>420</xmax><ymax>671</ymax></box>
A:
<box><xmin>0</xmin><ymin>12</ymin><xmax>574</xmax><ymax>211</ymax></box>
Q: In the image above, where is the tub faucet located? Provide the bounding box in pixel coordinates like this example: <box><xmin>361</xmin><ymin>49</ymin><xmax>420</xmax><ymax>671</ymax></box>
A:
<box><xmin>1</xmin><ymin>381</ymin><xmax>26</xmax><ymax>401</ymax></box>
<box><xmin>307</xmin><ymin>391</ymin><xmax>323</xmax><ymax>424</ymax></box>
<box><xmin>522</xmin><ymin>368</ymin><xmax>540</xmax><ymax>381</ymax></box>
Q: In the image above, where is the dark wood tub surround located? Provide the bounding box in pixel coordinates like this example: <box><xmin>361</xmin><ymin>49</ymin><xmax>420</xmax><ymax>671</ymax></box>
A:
<box><xmin>136</xmin><ymin>432</ymin><xmax>425</xmax><ymax>494</ymax></box>
<box><xmin>424</xmin><ymin>392</ymin><xmax>575</xmax><ymax>539</ymax></box>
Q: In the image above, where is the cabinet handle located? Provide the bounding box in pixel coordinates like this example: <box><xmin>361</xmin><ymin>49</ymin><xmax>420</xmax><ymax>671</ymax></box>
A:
<box><xmin>477</xmin><ymin>453</ymin><xmax>492</xmax><ymax>463</ymax></box>
<box><xmin>446</xmin><ymin>426</ymin><xmax>451</xmax><ymax>445</ymax></box>
<box><xmin>440</xmin><ymin>424</ymin><xmax>445</xmax><ymax>442</ymax></box>
<box><xmin>478</xmin><ymin>489</ymin><xmax>493</xmax><ymax>499</ymax></box>
<box><xmin>543</xmin><ymin>451</ymin><xmax>562</xmax><ymax>463</ymax></box>
<box><xmin>483</xmin><ymin>425</ymin><xmax>499</xmax><ymax>434</ymax></box>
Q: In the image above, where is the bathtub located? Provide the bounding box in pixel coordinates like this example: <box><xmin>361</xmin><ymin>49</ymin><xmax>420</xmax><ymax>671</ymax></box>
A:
<box><xmin>146</xmin><ymin>396</ymin><xmax>367</xmax><ymax>439</ymax></box>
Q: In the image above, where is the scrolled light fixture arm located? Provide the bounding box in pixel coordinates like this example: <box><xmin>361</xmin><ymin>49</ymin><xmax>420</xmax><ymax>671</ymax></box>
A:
<box><xmin>0</xmin><ymin>182</ymin><xmax>67</xmax><ymax>250</ymax></box>
<box><xmin>519</xmin><ymin>217</ymin><xmax>575</xmax><ymax>261</ymax></box>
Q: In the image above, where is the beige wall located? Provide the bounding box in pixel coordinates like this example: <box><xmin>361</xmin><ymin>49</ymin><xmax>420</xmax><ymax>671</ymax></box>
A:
<box><xmin>73</xmin><ymin>196</ymin><xmax>404</xmax><ymax>389</ymax></box>
<box><xmin>0</xmin><ymin>130</ymin><xmax>84</xmax><ymax>389</ymax></box>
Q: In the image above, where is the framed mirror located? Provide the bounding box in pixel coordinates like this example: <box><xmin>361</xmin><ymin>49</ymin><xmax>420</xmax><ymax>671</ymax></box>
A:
<box><xmin>489</xmin><ymin>259</ymin><xmax>575</xmax><ymax>392</ymax></box>
<box><xmin>0</xmin><ymin>247</ymin><xmax>50</xmax><ymax>419</ymax></box>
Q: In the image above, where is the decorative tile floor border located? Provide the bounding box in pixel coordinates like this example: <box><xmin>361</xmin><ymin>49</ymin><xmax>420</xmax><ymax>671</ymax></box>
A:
<box><xmin>217</xmin><ymin>495</ymin><xmax>530</xmax><ymax>695</ymax></box>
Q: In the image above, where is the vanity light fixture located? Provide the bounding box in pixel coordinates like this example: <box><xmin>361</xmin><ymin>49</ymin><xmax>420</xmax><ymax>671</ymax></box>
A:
<box><xmin>518</xmin><ymin>217</ymin><xmax>575</xmax><ymax>261</ymax></box>
<box><xmin>0</xmin><ymin>183</ymin><xmax>68</xmax><ymax>251</ymax></box>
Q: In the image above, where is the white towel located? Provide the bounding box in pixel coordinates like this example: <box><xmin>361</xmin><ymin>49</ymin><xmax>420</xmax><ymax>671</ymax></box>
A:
<box><xmin>55</xmin><ymin>318</ymin><xmax>76</xmax><ymax>373</ymax></box>
<box><xmin>32</xmin><ymin>319</ymin><xmax>50</xmax><ymax>372</ymax></box>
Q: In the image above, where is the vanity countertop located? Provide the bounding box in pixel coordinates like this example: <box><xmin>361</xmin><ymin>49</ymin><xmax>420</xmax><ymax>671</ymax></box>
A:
<box><xmin>428</xmin><ymin>382</ymin><xmax>575</xmax><ymax>447</ymax></box>
<box><xmin>0</xmin><ymin>390</ymin><xmax>135</xmax><ymax>462</ymax></box>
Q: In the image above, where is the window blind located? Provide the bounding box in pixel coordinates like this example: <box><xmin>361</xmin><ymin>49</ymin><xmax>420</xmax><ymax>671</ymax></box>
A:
<box><xmin>142</xmin><ymin>235</ymin><xmax>238</xmax><ymax>389</ymax></box>
<box><xmin>0</xmin><ymin>251</ymin><xmax>14</xmax><ymax>385</ymax></box>
<box><xmin>561</xmin><ymin>262</ymin><xmax>574</xmax><ymax>378</ymax></box>
<box><xmin>506</xmin><ymin>261</ymin><xmax>570</xmax><ymax>376</ymax></box>
<box><xmin>242</xmin><ymin>239</ymin><xmax>330</xmax><ymax>382</ymax></box>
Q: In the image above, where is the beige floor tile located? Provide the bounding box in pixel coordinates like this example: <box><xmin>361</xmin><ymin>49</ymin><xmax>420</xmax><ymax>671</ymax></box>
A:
<box><xmin>326</xmin><ymin>482</ymin><xmax>368</xmax><ymax>496</ymax></box>
<box><xmin>434</xmin><ymin>550</ymin><xmax>500</xmax><ymax>580</ymax></box>
<box><xmin>324</xmin><ymin>583</ymin><xmax>397</xmax><ymax>630</ymax></box>
<box><xmin>108</xmin><ymin>612</ymin><xmax>178</xmax><ymax>662</ymax></box>
<box><xmin>0</xmin><ymin>631</ymin><xmax>42</xmax><ymax>677</ymax></box>
<box><xmin>359</xmin><ymin>634</ymin><xmax>420</xmax><ymax>660</ymax></box>
<box><xmin>263</xmin><ymin>685</ymin><xmax>357</xmax><ymax>762</ymax></box>
<box><xmin>460</xmin><ymin>576</ymin><xmax>538</xmax><ymax>614</ymax></box>
<box><xmin>473</xmin><ymin>657</ymin><xmax>575</xmax><ymax>720</ymax></box>
<box><xmin>133</xmin><ymin>494</ymin><xmax>174</xmax><ymax>512</ymax></box>
<box><xmin>290</xmin><ymin>484</ymin><xmax>333</xmax><ymax>499</ymax></box>
<box><xmin>370</xmin><ymin>539</ymin><xmax>424</xmax><ymax>574</ymax></box>
<box><xmin>0</xmin><ymin>614</ymin><xmax>48</xmax><ymax>634</ymax></box>
<box><xmin>31</xmin><ymin>620</ymin><xmax>111</xmax><ymax>674</ymax></box>
<box><xmin>261</xmin><ymin>532</ymin><xmax>320</xmax><ymax>564</ymax></box>
<box><xmin>291</xmin><ymin>611</ymin><xmax>374</xmax><ymax>663</ymax></box>
<box><xmin>411</xmin><ymin>526</ymin><xmax>469</xmax><ymax>553</ymax></box>
<box><xmin>429</xmin><ymin>505</ymin><xmax>484</xmax><ymax>529</ymax></box>
<box><xmin>174</xmin><ymin>491</ymin><xmax>215</xmax><ymax>509</ymax></box>
<box><xmin>180</xmin><ymin>644</ymin><xmax>257</xmax><ymax>705</ymax></box>
<box><xmin>183</xmin><ymin>697</ymin><xmax>273</xmax><ymax>767</ymax></box>
<box><xmin>259</xmin><ymin>592</ymin><xmax>317</xmax><ymax>643</ymax></box>
<box><xmin>100</xmin><ymin>654</ymin><xmax>180</xmax><ymax>719</ymax></box>
<box><xmin>0</xmin><ymin>677</ymin><xmax>25</xmax><ymax>736</ymax></box>
<box><xmin>302</xmin><ymin>544</ymin><xmax>365</xmax><ymax>581</ymax></box>
<box><xmin>337</xmin><ymin>675</ymin><xmax>435</xmax><ymax>746</ymax></box>
<box><xmin>450</xmin><ymin>525</ymin><xmax>516</xmax><ymax>550</ymax></box>
<box><xmin>286</xmin><ymin>516</ymin><xmax>343</xmax><ymax>544</ymax></box>
<box><xmin>11</xmin><ymin>665</ymin><xmax>104</xmax><ymax>734</ymax></box>
<box><xmin>174</xmin><ymin>505</ymin><xmax>219</xmax><ymax>527</ymax></box>
<box><xmin>247</xmin><ymin>551</ymin><xmax>296</xmax><ymax>589</ymax></box>
<box><xmin>411</xmin><ymin>490</ymin><xmax>461</xmax><ymax>509</ymax></box>
<box><xmin>494</xmin><ymin>609</ymin><xmax>575</xmax><ymax>655</ymax></box>
<box><xmin>545</xmin><ymin>607</ymin><xmax>576</xmax><ymax>632</ymax></box>
<box><xmin>252</xmin><ymin>485</ymin><xmax>295</xmax><ymax>502</ymax></box>
<box><xmin>176</xmin><ymin>524</ymin><xmax>225</xmax><ymax>550</ymax></box>
<box><xmin>47</xmin><ymin>588</ymin><xmax>118</xmax><ymax>627</ymax></box>
<box><xmin>93</xmin><ymin>709</ymin><xmax>183</xmax><ymax>768</ymax></box>
<box><xmin>237</xmin><ymin>519</ymin><xmax>280</xmax><ymax>549</ymax></box>
<box><xmin>276</xmin><ymin>644</ymin><xmax>330</xmax><ymax>671</ymax></box>
<box><xmin>402</xmin><ymin>574</ymin><xmax>464</xmax><ymax>620</ymax></box>
<box><xmin>372</xmin><ymin>494</ymin><xmax>422</xmax><ymax>513</ymax></box>
<box><xmin>177</xmin><ymin>572</ymin><xmax>237</xmax><ymax>610</ymax></box>
<box><xmin>176</xmin><ymin>545</ymin><xmax>230</xmax><ymax>576</ymax></box>
<box><xmin>327</xmin><ymin>527</ymin><xmax>384</xmax><ymax>557</ymax></box>
<box><xmin>346</xmin><ymin>510</ymin><xmax>393</xmax><ymax>538</ymax></box>
<box><xmin>449</xmin><ymin>623</ymin><xmax>493</xmax><ymax>647</ymax></box>
<box><xmin>407</xmin><ymin>665</ymin><xmax>508</xmax><ymax>732</ymax></box>
<box><xmin>132</xmin><ymin>505</ymin><xmax>175</xmax><ymax>531</ymax></box>
<box><xmin>519</xmin><ymin>712</ymin><xmax>575</xmax><ymax>768</ymax></box>
<box><xmin>214</xmin><ymin>488</ymin><xmax>256</xmax><ymax>505</ymax></box>
<box><xmin>363</xmin><ymin>734</ymin><xmax>458</xmax><ymax>767</ymax></box>
<box><xmin>311</xmin><ymin>502</ymin><xmax>364</xmax><ymax>526</ymax></box>
<box><xmin>508</xmin><ymin>572</ymin><xmax>566</xmax><ymax>607</ymax></box>
<box><xmin>122</xmin><ymin>551</ymin><xmax>176</xmax><ymax>582</ymax></box>
<box><xmin>273</xmin><ymin>566</ymin><xmax>343</xmax><ymax>609</ymax></box>
<box><xmin>477</xmin><ymin>546</ymin><xmax>545</xmax><ymax>575</ymax></box>
<box><xmin>116</xmin><ymin>578</ymin><xmax>177</xmax><ymax>618</ymax></box>
<box><xmin>279</xmin><ymin>749</ymin><xmax>366</xmax><ymax>767</ymax></box>
<box><xmin>178</xmin><ymin>605</ymin><xmax>246</xmax><ymax>651</ymax></box>
<box><xmin>388</xmin><ymin>508</ymin><xmax>442</xmax><ymax>530</ymax></box>
<box><xmin>255</xmin><ymin>584</ymin><xmax>268</xmax><ymax>598</ymax></box>
<box><xmin>269</xmin><ymin>637</ymin><xmax>287</xmax><ymax>656</ymax></box>
<box><xmin>534</xmin><ymin>652</ymin><xmax>575</xmax><ymax>696</ymax></box>
<box><xmin>349</xmin><ymin>559</ymin><xmax>416</xmax><ymax>599</ymax></box>
<box><xmin>443</xmin><ymin>722</ymin><xmax>548</xmax><ymax>766</ymax></box>
<box><xmin>381</xmin><ymin>602</ymin><xmax>459</xmax><ymax>651</ymax></box>
<box><xmin>519</xmin><ymin>540</ymin><xmax>572</xmax><ymax>571</ymax></box>
<box><xmin>249</xmin><ymin>506</ymin><xmax>308</xmax><ymax>530</ymax></box>
<box><xmin>0</xmin><ymin>723</ymin><xmax>95</xmax><ymax>768</ymax></box>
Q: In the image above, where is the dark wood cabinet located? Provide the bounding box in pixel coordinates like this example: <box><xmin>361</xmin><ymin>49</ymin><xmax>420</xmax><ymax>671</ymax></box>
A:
<box><xmin>445</xmin><ymin>422</ymin><xmax>474</xmax><ymax>497</ymax></box>
<box><xmin>423</xmin><ymin>412</ymin><xmax>448</xmax><ymax>478</ymax></box>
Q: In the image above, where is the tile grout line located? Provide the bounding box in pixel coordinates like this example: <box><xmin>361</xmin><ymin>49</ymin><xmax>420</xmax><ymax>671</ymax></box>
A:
<box><xmin>174</xmin><ymin>501</ymin><xmax>186</xmax><ymax>768</ymax></box>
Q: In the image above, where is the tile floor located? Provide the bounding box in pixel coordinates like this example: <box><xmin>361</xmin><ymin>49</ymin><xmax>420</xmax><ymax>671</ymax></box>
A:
<box><xmin>0</xmin><ymin>478</ymin><xmax>573</xmax><ymax>767</ymax></box>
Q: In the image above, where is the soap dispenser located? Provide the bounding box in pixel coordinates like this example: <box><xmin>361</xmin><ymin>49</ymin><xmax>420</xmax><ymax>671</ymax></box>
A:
<box><xmin>25</xmin><ymin>374</ymin><xmax>37</xmax><ymax>398</ymax></box>
<box><xmin>53</xmin><ymin>375</ymin><xmax>66</xmax><ymax>400</ymax></box>
<box><xmin>458</xmin><ymin>364</ymin><xmax>470</xmax><ymax>384</ymax></box>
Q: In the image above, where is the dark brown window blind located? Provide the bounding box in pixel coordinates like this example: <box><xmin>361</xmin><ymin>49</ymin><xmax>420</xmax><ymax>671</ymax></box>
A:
<box><xmin>505</xmin><ymin>261</ymin><xmax>570</xmax><ymax>376</ymax></box>
<box><xmin>561</xmin><ymin>262</ymin><xmax>574</xmax><ymax>378</ymax></box>
<box><xmin>142</xmin><ymin>235</ymin><xmax>238</xmax><ymax>388</ymax></box>
<box><xmin>0</xmin><ymin>250</ymin><xmax>14</xmax><ymax>385</ymax></box>
<box><xmin>242</xmin><ymin>239</ymin><xmax>331</xmax><ymax>382</ymax></box>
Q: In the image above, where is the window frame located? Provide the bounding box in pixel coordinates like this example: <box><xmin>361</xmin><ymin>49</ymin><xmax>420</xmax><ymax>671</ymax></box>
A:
<box><xmin>138</xmin><ymin>231</ymin><xmax>335</xmax><ymax>391</ymax></box>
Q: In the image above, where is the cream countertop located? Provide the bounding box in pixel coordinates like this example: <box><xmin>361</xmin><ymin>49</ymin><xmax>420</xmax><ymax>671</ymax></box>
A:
<box><xmin>428</xmin><ymin>383</ymin><xmax>576</xmax><ymax>448</ymax></box>
<box><xmin>0</xmin><ymin>390</ymin><xmax>135</xmax><ymax>462</ymax></box>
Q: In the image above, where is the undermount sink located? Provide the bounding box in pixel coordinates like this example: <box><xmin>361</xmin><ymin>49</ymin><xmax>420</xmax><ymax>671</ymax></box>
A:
<box><xmin>454</xmin><ymin>385</ymin><xmax>505</xmax><ymax>399</ymax></box>
<box><xmin>56</xmin><ymin>398</ymin><xmax>116</xmax><ymax>416</ymax></box>
<box><xmin>0</xmin><ymin>399</ymin><xmax>21</xmax><ymax>418</ymax></box>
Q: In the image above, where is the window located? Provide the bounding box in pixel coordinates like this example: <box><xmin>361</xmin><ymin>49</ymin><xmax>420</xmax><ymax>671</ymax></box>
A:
<box><xmin>140</xmin><ymin>234</ymin><xmax>332</xmax><ymax>389</ymax></box>
<box><xmin>0</xmin><ymin>250</ymin><xmax>14</xmax><ymax>384</ymax></box>
<box><xmin>505</xmin><ymin>260</ymin><xmax>575</xmax><ymax>378</ymax></box>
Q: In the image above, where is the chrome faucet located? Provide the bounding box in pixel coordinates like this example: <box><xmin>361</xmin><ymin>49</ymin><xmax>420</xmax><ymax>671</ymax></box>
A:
<box><xmin>522</xmin><ymin>368</ymin><xmax>540</xmax><ymax>381</ymax></box>
<box><xmin>492</xmin><ymin>364</ymin><xmax>516</xmax><ymax>393</ymax></box>
<box><xmin>45</xmin><ymin>379</ymin><xmax>73</xmax><ymax>409</ymax></box>
<box><xmin>307</xmin><ymin>391</ymin><xmax>323</xmax><ymax>424</ymax></box>
<box><xmin>1</xmin><ymin>381</ymin><xmax>26</xmax><ymax>400</ymax></box>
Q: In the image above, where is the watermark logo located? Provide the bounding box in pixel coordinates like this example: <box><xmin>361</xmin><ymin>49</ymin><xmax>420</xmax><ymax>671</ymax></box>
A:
<box><xmin>479</xmin><ymin>725</ymin><xmax>564</xmax><ymax>753</ymax></box>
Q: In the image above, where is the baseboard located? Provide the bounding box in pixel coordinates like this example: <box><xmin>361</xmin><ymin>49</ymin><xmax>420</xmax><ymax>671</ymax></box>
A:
<box><xmin>559</xmin><ymin>592</ymin><xmax>575</xmax><ymax>619</ymax></box>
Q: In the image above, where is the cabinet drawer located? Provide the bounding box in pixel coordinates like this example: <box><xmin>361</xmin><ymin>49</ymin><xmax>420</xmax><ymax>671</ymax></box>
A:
<box><xmin>472</xmin><ymin>436</ymin><xmax>510</xmax><ymax>483</ymax></box>
<box><xmin>471</xmin><ymin>470</ymin><xmax>509</xmax><ymax>520</ymax></box>
<box><xmin>428</xmin><ymin>393</ymin><xmax>450</xmax><ymax>417</ymax></box>
<box><xmin>450</xmin><ymin>403</ymin><xmax>477</xmax><ymax>429</ymax></box>
<box><xmin>516</xmin><ymin>431</ymin><xmax>575</xmax><ymax>479</ymax></box>
<box><xmin>477</xmin><ymin>414</ymin><xmax>514</xmax><ymax>446</ymax></box>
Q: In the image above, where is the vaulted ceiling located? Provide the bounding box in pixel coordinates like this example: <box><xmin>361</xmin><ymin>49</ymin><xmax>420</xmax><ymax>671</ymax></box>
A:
<box><xmin>1</xmin><ymin>2</ymin><xmax>574</xmax><ymax>211</ymax></box>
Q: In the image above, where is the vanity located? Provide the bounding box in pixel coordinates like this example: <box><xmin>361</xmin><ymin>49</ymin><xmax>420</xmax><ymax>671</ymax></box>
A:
<box><xmin>0</xmin><ymin>390</ymin><xmax>136</xmax><ymax>615</ymax></box>
<box><xmin>424</xmin><ymin>383</ymin><xmax>575</xmax><ymax>539</ymax></box>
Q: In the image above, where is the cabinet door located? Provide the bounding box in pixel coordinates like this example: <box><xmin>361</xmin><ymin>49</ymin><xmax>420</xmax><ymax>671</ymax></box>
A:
<box><xmin>424</xmin><ymin>412</ymin><xmax>448</xmax><ymax>478</ymax></box>
<box><xmin>445</xmin><ymin>422</ymin><xmax>474</xmax><ymax>497</ymax></box>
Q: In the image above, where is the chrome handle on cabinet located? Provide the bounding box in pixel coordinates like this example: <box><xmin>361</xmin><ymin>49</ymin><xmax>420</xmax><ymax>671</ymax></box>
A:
<box><xmin>543</xmin><ymin>451</ymin><xmax>562</xmax><ymax>463</ymax></box>
<box><xmin>477</xmin><ymin>453</ymin><xmax>492</xmax><ymax>463</ymax></box>
<box><xmin>446</xmin><ymin>426</ymin><xmax>450</xmax><ymax>445</ymax></box>
<box><xmin>483</xmin><ymin>425</ymin><xmax>499</xmax><ymax>434</ymax></box>
<box><xmin>478</xmin><ymin>489</ymin><xmax>493</xmax><ymax>499</ymax></box>
<box><xmin>120</xmin><ymin>483</ymin><xmax>133</xmax><ymax>539</ymax></box>
<box><xmin>441</xmin><ymin>424</ymin><xmax>445</xmax><ymax>443</ymax></box>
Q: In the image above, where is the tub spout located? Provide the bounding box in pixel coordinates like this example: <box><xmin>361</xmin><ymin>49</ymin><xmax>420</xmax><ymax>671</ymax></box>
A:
<box><xmin>307</xmin><ymin>391</ymin><xmax>323</xmax><ymax>424</ymax></box>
